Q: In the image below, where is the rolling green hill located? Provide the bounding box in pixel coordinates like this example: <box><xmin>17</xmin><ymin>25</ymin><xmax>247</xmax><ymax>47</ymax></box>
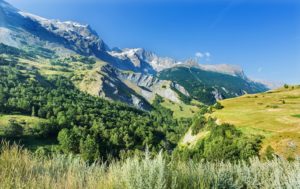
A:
<box><xmin>211</xmin><ymin>86</ymin><xmax>300</xmax><ymax>158</ymax></box>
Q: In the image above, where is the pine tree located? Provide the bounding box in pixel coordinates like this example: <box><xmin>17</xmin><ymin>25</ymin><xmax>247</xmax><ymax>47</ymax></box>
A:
<box><xmin>31</xmin><ymin>106</ymin><xmax>36</xmax><ymax>117</ymax></box>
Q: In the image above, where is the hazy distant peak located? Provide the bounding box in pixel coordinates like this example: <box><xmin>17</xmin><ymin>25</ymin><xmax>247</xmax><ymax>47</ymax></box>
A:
<box><xmin>251</xmin><ymin>79</ymin><xmax>283</xmax><ymax>89</ymax></box>
<box><xmin>198</xmin><ymin>64</ymin><xmax>247</xmax><ymax>79</ymax></box>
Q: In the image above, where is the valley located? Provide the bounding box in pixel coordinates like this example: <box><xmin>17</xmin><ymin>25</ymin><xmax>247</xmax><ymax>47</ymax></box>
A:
<box><xmin>0</xmin><ymin>0</ymin><xmax>299</xmax><ymax>188</ymax></box>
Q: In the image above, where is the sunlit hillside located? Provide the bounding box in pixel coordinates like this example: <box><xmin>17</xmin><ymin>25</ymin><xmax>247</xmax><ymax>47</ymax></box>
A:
<box><xmin>211</xmin><ymin>86</ymin><xmax>300</xmax><ymax>158</ymax></box>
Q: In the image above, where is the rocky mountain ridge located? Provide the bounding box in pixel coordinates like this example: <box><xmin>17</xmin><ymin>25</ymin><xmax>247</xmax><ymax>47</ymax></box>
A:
<box><xmin>0</xmin><ymin>0</ymin><xmax>269</xmax><ymax>109</ymax></box>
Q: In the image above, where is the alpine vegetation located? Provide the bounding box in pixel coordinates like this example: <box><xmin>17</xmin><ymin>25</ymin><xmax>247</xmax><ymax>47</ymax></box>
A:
<box><xmin>0</xmin><ymin>143</ymin><xmax>299</xmax><ymax>189</ymax></box>
<box><xmin>0</xmin><ymin>0</ymin><xmax>299</xmax><ymax>188</ymax></box>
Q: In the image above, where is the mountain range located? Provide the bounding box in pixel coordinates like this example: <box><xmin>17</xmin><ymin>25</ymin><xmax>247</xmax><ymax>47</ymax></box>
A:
<box><xmin>0</xmin><ymin>0</ymin><xmax>269</xmax><ymax>109</ymax></box>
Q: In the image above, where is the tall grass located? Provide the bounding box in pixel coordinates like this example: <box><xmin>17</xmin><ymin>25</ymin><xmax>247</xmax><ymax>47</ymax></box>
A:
<box><xmin>0</xmin><ymin>143</ymin><xmax>299</xmax><ymax>189</ymax></box>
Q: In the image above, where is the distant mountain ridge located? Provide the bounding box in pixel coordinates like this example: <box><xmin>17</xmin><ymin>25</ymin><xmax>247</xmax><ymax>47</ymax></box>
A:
<box><xmin>0</xmin><ymin>0</ymin><xmax>262</xmax><ymax>79</ymax></box>
<box><xmin>0</xmin><ymin>0</ymin><xmax>269</xmax><ymax>108</ymax></box>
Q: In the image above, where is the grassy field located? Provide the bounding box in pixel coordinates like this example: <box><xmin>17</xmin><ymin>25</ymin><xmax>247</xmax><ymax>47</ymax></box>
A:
<box><xmin>0</xmin><ymin>143</ymin><xmax>299</xmax><ymax>189</ymax></box>
<box><xmin>161</xmin><ymin>99</ymin><xmax>200</xmax><ymax>118</ymax></box>
<box><xmin>211</xmin><ymin>86</ymin><xmax>300</xmax><ymax>158</ymax></box>
<box><xmin>0</xmin><ymin>115</ymin><xmax>46</xmax><ymax>133</ymax></box>
<box><xmin>0</xmin><ymin>115</ymin><xmax>57</xmax><ymax>150</ymax></box>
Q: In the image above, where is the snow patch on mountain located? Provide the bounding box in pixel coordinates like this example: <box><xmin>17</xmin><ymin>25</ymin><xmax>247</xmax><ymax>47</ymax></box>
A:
<box><xmin>109</xmin><ymin>48</ymin><xmax>249</xmax><ymax>80</ymax></box>
<box><xmin>19</xmin><ymin>12</ymin><xmax>89</xmax><ymax>32</ymax></box>
<box><xmin>18</xmin><ymin>11</ymin><xmax>109</xmax><ymax>53</ymax></box>
<box><xmin>109</xmin><ymin>48</ymin><xmax>183</xmax><ymax>72</ymax></box>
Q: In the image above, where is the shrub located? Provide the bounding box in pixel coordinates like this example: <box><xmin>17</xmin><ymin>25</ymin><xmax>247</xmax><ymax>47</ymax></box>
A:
<box><xmin>3</xmin><ymin>120</ymin><xmax>24</xmax><ymax>138</ymax></box>
<box><xmin>214</xmin><ymin>101</ymin><xmax>223</xmax><ymax>109</ymax></box>
<box><xmin>265</xmin><ymin>145</ymin><xmax>275</xmax><ymax>160</ymax></box>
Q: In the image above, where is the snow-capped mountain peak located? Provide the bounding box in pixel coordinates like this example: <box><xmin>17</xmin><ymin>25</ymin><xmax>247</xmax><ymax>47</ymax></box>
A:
<box><xmin>18</xmin><ymin>11</ymin><xmax>109</xmax><ymax>52</ymax></box>
<box><xmin>0</xmin><ymin>0</ymin><xmax>268</xmax><ymax>88</ymax></box>
<box><xmin>0</xmin><ymin>0</ymin><xmax>109</xmax><ymax>56</ymax></box>
<box><xmin>19</xmin><ymin>11</ymin><xmax>89</xmax><ymax>30</ymax></box>
<box><xmin>109</xmin><ymin>48</ymin><xmax>182</xmax><ymax>72</ymax></box>
<box><xmin>108</xmin><ymin>47</ymin><xmax>247</xmax><ymax>78</ymax></box>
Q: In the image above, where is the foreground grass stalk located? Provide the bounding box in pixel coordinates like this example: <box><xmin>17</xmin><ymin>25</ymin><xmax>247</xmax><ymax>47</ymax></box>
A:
<box><xmin>0</xmin><ymin>143</ymin><xmax>299</xmax><ymax>189</ymax></box>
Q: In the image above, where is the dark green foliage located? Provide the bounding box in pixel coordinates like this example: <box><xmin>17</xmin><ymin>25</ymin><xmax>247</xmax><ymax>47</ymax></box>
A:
<box><xmin>158</xmin><ymin>67</ymin><xmax>268</xmax><ymax>104</ymax></box>
<box><xmin>0</xmin><ymin>43</ymin><xmax>32</xmax><ymax>58</ymax></box>
<box><xmin>287</xmin><ymin>156</ymin><xmax>295</xmax><ymax>162</ymax></box>
<box><xmin>0</xmin><ymin>63</ymin><xmax>189</xmax><ymax>161</ymax></box>
<box><xmin>214</xmin><ymin>101</ymin><xmax>224</xmax><ymax>109</ymax></box>
<box><xmin>79</xmin><ymin>135</ymin><xmax>100</xmax><ymax>162</ymax></box>
<box><xmin>174</xmin><ymin>114</ymin><xmax>263</xmax><ymax>161</ymax></box>
<box><xmin>152</xmin><ymin>95</ymin><xmax>164</xmax><ymax>106</ymax></box>
<box><xmin>191</xmin><ymin>115</ymin><xmax>206</xmax><ymax>135</ymax></box>
<box><xmin>292</xmin><ymin>114</ymin><xmax>300</xmax><ymax>118</ymax></box>
<box><xmin>50</xmin><ymin>55</ymin><xmax>96</xmax><ymax>67</ymax></box>
<box><xmin>284</xmin><ymin>84</ymin><xmax>289</xmax><ymax>89</ymax></box>
<box><xmin>0</xmin><ymin>50</ymin><xmax>264</xmax><ymax>162</ymax></box>
<box><xmin>265</xmin><ymin>145</ymin><xmax>275</xmax><ymax>160</ymax></box>
<box><xmin>0</xmin><ymin>43</ymin><xmax>55</xmax><ymax>59</ymax></box>
<box><xmin>3</xmin><ymin>120</ymin><xmax>24</xmax><ymax>138</ymax></box>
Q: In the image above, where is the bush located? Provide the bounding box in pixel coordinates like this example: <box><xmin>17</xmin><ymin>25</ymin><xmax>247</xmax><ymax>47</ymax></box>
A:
<box><xmin>265</xmin><ymin>145</ymin><xmax>275</xmax><ymax>160</ymax></box>
<box><xmin>214</xmin><ymin>101</ymin><xmax>223</xmax><ymax>109</ymax></box>
<box><xmin>190</xmin><ymin>116</ymin><xmax>206</xmax><ymax>135</ymax></box>
<box><xmin>3</xmin><ymin>120</ymin><xmax>24</xmax><ymax>138</ymax></box>
<box><xmin>175</xmin><ymin>121</ymin><xmax>263</xmax><ymax>161</ymax></box>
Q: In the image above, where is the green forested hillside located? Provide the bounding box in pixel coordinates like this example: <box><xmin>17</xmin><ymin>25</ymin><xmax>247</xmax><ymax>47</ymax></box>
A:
<box><xmin>1</xmin><ymin>42</ymin><xmax>297</xmax><ymax>189</ymax></box>
<box><xmin>158</xmin><ymin>67</ymin><xmax>268</xmax><ymax>104</ymax></box>
<box><xmin>0</xmin><ymin>57</ymin><xmax>191</xmax><ymax>161</ymax></box>
<box><xmin>0</xmin><ymin>46</ymin><xmax>265</xmax><ymax>162</ymax></box>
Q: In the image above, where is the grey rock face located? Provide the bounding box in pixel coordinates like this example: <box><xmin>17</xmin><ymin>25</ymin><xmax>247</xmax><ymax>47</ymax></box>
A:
<box><xmin>0</xmin><ymin>0</ymin><xmax>270</xmax><ymax>108</ymax></box>
<box><xmin>118</xmin><ymin>72</ymin><xmax>160</xmax><ymax>89</ymax></box>
<box><xmin>211</xmin><ymin>89</ymin><xmax>223</xmax><ymax>101</ymax></box>
<box><xmin>117</xmin><ymin>71</ymin><xmax>189</xmax><ymax>103</ymax></box>
<box><xmin>171</xmin><ymin>83</ymin><xmax>190</xmax><ymax>97</ymax></box>
<box><xmin>0</xmin><ymin>0</ymin><xmax>109</xmax><ymax>57</ymax></box>
<box><xmin>99</xmin><ymin>65</ymin><xmax>152</xmax><ymax>110</ymax></box>
<box><xmin>108</xmin><ymin>48</ymin><xmax>181</xmax><ymax>74</ymax></box>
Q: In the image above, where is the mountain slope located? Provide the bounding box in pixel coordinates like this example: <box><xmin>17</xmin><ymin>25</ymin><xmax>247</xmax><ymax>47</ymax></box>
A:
<box><xmin>0</xmin><ymin>0</ymin><xmax>109</xmax><ymax>57</ymax></box>
<box><xmin>0</xmin><ymin>0</ymin><xmax>192</xmax><ymax>110</ymax></box>
<box><xmin>0</xmin><ymin>0</ymin><xmax>269</xmax><ymax>110</ymax></box>
<box><xmin>211</xmin><ymin>86</ymin><xmax>300</xmax><ymax>158</ymax></box>
<box><xmin>157</xmin><ymin>66</ymin><xmax>268</xmax><ymax>104</ymax></box>
<box><xmin>0</xmin><ymin>54</ymin><xmax>188</xmax><ymax>154</ymax></box>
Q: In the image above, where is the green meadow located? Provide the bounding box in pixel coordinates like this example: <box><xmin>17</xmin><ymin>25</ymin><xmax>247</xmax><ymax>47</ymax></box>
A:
<box><xmin>211</xmin><ymin>86</ymin><xmax>300</xmax><ymax>158</ymax></box>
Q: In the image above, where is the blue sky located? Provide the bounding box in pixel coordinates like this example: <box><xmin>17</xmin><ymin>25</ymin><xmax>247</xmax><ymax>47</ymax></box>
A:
<box><xmin>6</xmin><ymin>0</ymin><xmax>300</xmax><ymax>84</ymax></box>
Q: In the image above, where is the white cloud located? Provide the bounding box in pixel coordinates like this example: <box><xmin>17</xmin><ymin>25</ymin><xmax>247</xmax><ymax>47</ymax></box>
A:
<box><xmin>195</xmin><ymin>51</ymin><xmax>211</xmax><ymax>58</ymax></box>
<box><xmin>195</xmin><ymin>52</ymin><xmax>204</xmax><ymax>58</ymax></box>
<box><xmin>205</xmin><ymin>52</ymin><xmax>210</xmax><ymax>57</ymax></box>
<box><xmin>195</xmin><ymin>51</ymin><xmax>211</xmax><ymax>62</ymax></box>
